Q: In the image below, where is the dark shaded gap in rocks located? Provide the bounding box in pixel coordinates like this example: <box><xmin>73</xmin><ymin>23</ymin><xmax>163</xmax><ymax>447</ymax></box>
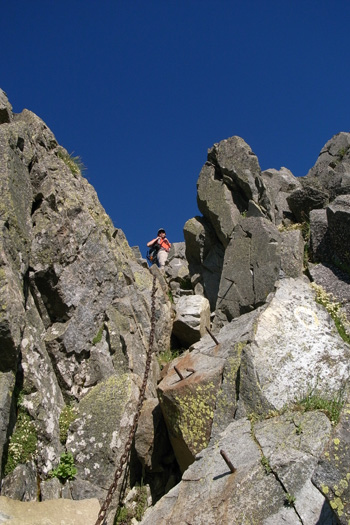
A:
<box><xmin>31</xmin><ymin>194</ymin><xmax>43</xmax><ymax>216</ymax></box>
<box><xmin>23</xmin><ymin>268</ymin><xmax>31</xmax><ymax>309</ymax></box>
<box><xmin>33</xmin><ymin>269</ymin><xmax>70</xmax><ymax>323</ymax></box>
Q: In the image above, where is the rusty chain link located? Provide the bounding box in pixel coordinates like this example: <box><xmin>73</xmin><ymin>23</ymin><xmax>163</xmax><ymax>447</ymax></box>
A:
<box><xmin>95</xmin><ymin>274</ymin><xmax>157</xmax><ymax>525</ymax></box>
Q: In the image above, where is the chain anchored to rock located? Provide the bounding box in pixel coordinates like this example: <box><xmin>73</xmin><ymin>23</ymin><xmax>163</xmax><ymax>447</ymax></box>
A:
<box><xmin>94</xmin><ymin>274</ymin><xmax>157</xmax><ymax>525</ymax></box>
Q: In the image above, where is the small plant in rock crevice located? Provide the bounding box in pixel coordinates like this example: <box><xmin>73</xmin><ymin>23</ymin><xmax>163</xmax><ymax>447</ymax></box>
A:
<box><xmin>295</xmin><ymin>423</ymin><xmax>303</xmax><ymax>435</ymax></box>
<box><xmin>49</xmin><ymin>451</ymin><xmax>77</xmax><ymax>482</ymax></box>
<box><xmin>114</xmin><ymin>483</ymin><xmax>148</xmax><ymax>524</ymax></box>
<box><xmin>261</xmin><ymin>455</ymin><xmax>272</xmax><ymax>475</ymax></box>
<box><xmin>56</xmin><ymin>149</ymin><xmax>85</xmax><ymax>175</ymax></box>
<box><xmin>59</xmin><ymin>404</ymin><xmax>78</xmax><ymax>444</ymax></box>
<box><xmin>285</xmin><ymin>492</ymin><xmax>296</xmax><ymax>507</ymax></box>
<box><xmin>311</xmin><ymin>282</ymin><xmax>350</xmax><ymax>344</ymax></box>
<box><xmin>4</xmin><ymin>408</ymin><xmax>38</xmax><ymax>475</ymax></box>
<box><xmin>293</xmin><ymin>388</ymin><xmax>344</xmax><ymax>426</ymax></box>
<box><xmin>157</xmin><ymin>348</ymin><xmax>180</xmax><ymax>368</ymax></box>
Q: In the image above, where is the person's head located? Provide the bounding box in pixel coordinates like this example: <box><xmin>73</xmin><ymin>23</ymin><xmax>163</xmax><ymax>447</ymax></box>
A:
<box><xmin>158</xmin><ymin>228</ymin><xmax>166</xmax><ymax>237</ymax></box>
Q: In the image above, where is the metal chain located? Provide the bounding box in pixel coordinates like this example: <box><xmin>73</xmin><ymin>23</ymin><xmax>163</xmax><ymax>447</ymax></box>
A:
<box><xmin>95</xmin><ymin>274</ymin><xmax>157</xmax><ymax>525</ymax></box>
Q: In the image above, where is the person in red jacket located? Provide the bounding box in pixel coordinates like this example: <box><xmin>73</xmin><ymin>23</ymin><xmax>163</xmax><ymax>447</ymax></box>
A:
<box><xmin>147</xmin><ymin>228</ymin><xmax>171</xmax><ymax>270</ymax></box>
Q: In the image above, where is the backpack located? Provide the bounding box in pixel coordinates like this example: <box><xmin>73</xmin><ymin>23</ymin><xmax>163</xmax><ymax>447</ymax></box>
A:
<box><xmin>146</xmin><ymin>243</ymin><xmax>159</xmax><ymax>265</ymax></box>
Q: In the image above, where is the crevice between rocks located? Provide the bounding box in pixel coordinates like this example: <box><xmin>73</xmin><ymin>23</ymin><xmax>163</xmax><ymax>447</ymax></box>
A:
<box><xmin>249</xmin><ymin>420</ymin><xmax>304</xmax><ymax>524</ymax></box>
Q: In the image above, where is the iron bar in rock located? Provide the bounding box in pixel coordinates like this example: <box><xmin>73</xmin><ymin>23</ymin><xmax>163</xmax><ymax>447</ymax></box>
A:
<box><xmin>206</xmin><ymin>327</ymin><xmax>220</xmax><ymax>345</ymax></box>
<box><xmin>174</xmin><ymin>365</ymin><xmax>184</xmax><ymax>380</ymax></box>
<box><xmin>220</xmin><ymin>449</ymin><xmax>236</xmax><ymax>473</ymax></box>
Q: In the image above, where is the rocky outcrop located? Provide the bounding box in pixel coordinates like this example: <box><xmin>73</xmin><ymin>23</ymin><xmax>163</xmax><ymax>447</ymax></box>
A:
<box><xmin>305</xmin><ymin>132</ymin><xmax>350</xmax><ymax>199</ymax></box>
<box><xmin>184</xmin><ymin>136</ymin><xmax>307</xmax><ymax>327</ymax></box>
<box><xmin>141</xmin><ymin>413</ymin><xmax>335</xmax><ymax>525</ymax></box>
<box><xmin>214</xmin><ymin>217</ymin><xmax>281</xmax><ymax>327</ymax></box>
<box><xmin>0</xmin><ymin>91</ymin><xmax>172</xmax><ymax>505</ymax></box>
<box><xmin>1</xmin><ymin>89</ymin><xmax>350</xmax><ymax>525</ymax></box>
<box><xmin>172</xmin><ymin>295</ymin><xmax>210</xmax><ymax>347</ymax></box>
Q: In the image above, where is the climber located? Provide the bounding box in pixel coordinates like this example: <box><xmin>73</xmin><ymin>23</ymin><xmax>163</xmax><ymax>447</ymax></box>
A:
<box><xmin>147</xmin><ymin>228</ymin><xmax>171</xmax><ymax>270</ymax></box>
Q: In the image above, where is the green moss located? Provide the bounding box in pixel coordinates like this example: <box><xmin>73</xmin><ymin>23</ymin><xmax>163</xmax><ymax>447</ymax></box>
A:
<box><xmin>78</xmin><ymin>374</ymin><xmax>131</xmax><ymax>441</ymax></box>
<box><xmin>171</xmin><ymin>382</ymin><xmax>217</xmax><ymax>455</ymax></box>
<box><xmin>4</xmin><ymin>408</ymin><xmax>37</xmax><ymax>475</ymax></box>
<box><xmin>92</xmin><ymin>324</ymin><xmax>104</xmax><ymax>345</ymax></box>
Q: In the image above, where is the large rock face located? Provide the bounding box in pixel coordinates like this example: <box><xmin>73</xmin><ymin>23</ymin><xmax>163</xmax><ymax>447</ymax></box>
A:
<box><xmin>1</xmin><ymin>90</ymin><xmax>350</xmax><ymax>525</ymax></box>
<box><xmin>0</xmin><ymin>91</ymin><xmax>172</xmax><ymax>504</ymax></box>
<box><xmin>214</xmin><ymin>217</ymin><xmax>281</xmax><ymax>326</ymax></box>
<box><xmin>185</xmin><ymin>135</ymin><xmax>305</xmax><ymax>327</ymax></box>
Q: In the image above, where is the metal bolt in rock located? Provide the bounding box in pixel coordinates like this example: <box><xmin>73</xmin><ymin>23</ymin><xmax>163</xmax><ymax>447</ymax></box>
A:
<box><xmin>220</xmin><ymin>449</ymin><xmax>236</xmax><ymax>473</ymax></box>
<box><xmin>206</xmin><ymin>327</ymin><xmax>220</xmax><ymax>345</ymax></box>
<box><xmin>174</xmin><ymin>365</ymin><xmax>184</xmax><ymax>380</ymax></box>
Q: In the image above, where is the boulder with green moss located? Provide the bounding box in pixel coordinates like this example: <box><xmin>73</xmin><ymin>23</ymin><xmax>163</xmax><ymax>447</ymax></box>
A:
<box><xmin>67</xmin><ymin>373</ymin><xmax>140</xmax><ymax>491</ymax></box>
<box><xmin>157</xmin><ymin>351</ymin><xmax>225</xmax><ymax>472</ymax></box>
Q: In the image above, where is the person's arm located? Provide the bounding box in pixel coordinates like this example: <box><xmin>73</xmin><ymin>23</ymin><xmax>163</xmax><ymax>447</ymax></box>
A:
<box><xmin>147</xmin><ymin>237</ymin><xmax>159</xmax><ymax>247</ymax></box>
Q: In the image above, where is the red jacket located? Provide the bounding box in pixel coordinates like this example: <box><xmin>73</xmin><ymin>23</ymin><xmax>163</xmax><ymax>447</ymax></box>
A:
<box><xmin>157</xmin><ymin>238</ymin><xmax>171</xmax><ymax>252</ymax></box>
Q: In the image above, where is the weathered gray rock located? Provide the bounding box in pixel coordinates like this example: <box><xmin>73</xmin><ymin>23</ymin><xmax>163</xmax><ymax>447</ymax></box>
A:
<box><xmin>312</xmin><ymin>396</ymin><xmax>350</xmax><ymax>525</ymax></box>
<box><xmin>40</xmin><ymin>477</ymin><xmax>70</xmax><ymax>501</ymax></box>
<box><xmin>207</xmin><ymin>136</ymin><xmax>263</xmax><ymax>204</ymax></box>
<box><xmin>0</xmin><ymin>95</ymin><xmax>171</xmax><ymax>500</ymax></box>
<box><xmin>261</xmin><ymin>167</ymin><xmax>301</xmax><ymax>225</ymax></box>
<box><xmin>140</xmin><ymin>415</ymin><xmax>335</xmax><ymax>525</ymax></box>
<box><xmin>280</xmin><ymin>228</ymin><xmax>304</xmax><ymax>278</ymax></box>
<box><xmin>1</xmin><ymin>462</ymin><xmax>37</xmax><ymax>501</ymax></box>
<box><xmin>0</xmin><ymin>495</ymin><xmax>100</xmax><ymax>524</ymax></box>
<box><xmin>326</xmin><ymin>195</ymin><xmax>350</xmax><ymax>269</ymax></box>
<box><xmin>310</xmin><ymin>208</ymin><xmax>331</xmax><ymax>262</ymax></box>
<box><xmin>197</xmin><ymin>163</ymin><xmax>240</xmax><ymax>247</ymax></box>
<box><xmin>254</xmin><ymin>411</ymin><xmax>335</xmax><ymax>525</ymax></box>
<box><xmin>309</xmin><ymin>262</ymin><xmax>350</xmax><ymax>323</ymax></box>
<box><xmin>19</xmin><ymin>292</ymin><xmax>65</xmax><ymax>475</ymax></box>
<box><xmin>0</xmin><ymin>372</ymin><xmax>15</xmax><ymax>475</ymax></box>
<box><xmin>305</xmin><ymin>132</ymin><xmax>350</xmax><ymax>199</ymax></box>
<box><xmin>66</xmin><ymin>373</ymin><xmax>140</xmax><ymax>489</ymax></box>
<box><xmin>214</xmin><ymin>217</ymin><xmax>281</xmax><ymax>327</ymax></box>
<box><xmin>0</xmin><ymin>89</ymin><xmax>12</xmax><ymax>124</ymax></box>
<box><xmin>172</xmin><ymin>295</ymin><xmax>210</xmax><ymax>347</ymax></box>
<box><xmin>238</xmin><ymin>277</ymin><xmax>350</xmax><ymax>417</ymax></box>
<box><xmin>165</xmin><ymin>242</ymin><xmax>190</xmax><ymax>291</ymax></box>
<box><xmin>183</xmin><ymin>216</ymin><xmax>224</xmax><ymax>310</ymax></box>
<box><xmin>287</xmin><ymin>184</ymin><xmax>329</xmax><ymax>222</ymax></box>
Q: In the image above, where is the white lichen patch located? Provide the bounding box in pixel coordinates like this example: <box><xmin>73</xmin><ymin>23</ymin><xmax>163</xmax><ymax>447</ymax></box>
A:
<box><xmin>294</xmin><ymin>305</ymin><xmax>319</xmax><ymax>330</ymax></box>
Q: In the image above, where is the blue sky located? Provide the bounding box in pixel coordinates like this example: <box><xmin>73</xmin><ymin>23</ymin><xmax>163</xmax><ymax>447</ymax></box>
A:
<box><xmin>2</xmin><ymin>1</ymin><xmax>350</xmax><ymax>257</ymax></box>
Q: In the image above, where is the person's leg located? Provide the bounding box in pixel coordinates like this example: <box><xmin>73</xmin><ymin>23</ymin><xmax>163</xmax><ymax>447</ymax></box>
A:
<box><xmin>157</xmin><ymin>250</ymin><xmax>168</xmax><ymax>270</ymax></box>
